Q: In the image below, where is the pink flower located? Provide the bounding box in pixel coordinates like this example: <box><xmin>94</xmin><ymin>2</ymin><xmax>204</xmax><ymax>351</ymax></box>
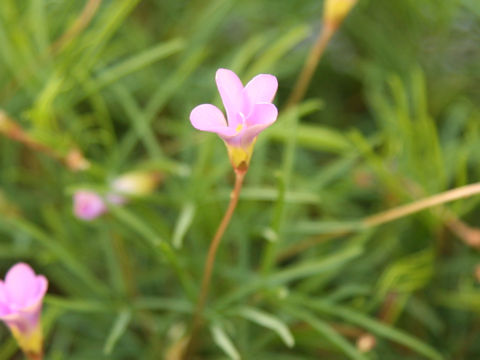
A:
<box><xmin>190</xmin><ymin>68</ymin><xmax>278</xmax><ymax>169</ymax></box>
<box><xmin>73</xmin><ymin>190</ymin><xmax>107</xmax><ymax>221</ymax></box>
<box><xmin>0</xmin><ymin>263</ymin><xmax>48</xmax><ymax>356</ymax></box>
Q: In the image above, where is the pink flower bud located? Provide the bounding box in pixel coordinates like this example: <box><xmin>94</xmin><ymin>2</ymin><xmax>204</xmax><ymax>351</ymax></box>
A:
<box><xmin>73</xmin><ymin>190</ymin><xmax>107</xmax><ymax>221</ymax></box>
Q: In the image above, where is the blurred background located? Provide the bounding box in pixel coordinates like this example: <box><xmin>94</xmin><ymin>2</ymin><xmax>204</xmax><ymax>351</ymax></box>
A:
<box><xmin>0</xmin><ymin>0</ymin><xmax>480</xmax><ymax>359</ymax></box>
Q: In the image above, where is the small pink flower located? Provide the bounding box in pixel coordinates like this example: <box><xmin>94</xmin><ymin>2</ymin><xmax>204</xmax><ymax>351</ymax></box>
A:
<box><xmin>73</xmin><ymin>190</ymin><xmax>107</xmax><ymax>221</ymax></box>
<box><xmin>190</xmin><ymin>68</ymin><xmax>278</xmax><ymax>169</ymax></box>
<box><xmin>0</xmin><ymin>263</ymin><xmax>48</xmax><ymax>356</ymax></box>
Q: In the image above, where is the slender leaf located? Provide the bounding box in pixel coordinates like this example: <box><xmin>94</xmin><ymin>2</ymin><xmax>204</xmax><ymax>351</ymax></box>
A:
<box><xmin>236</xmin><ymin>307</ymin><xmax>295</xmax><ymax>348</ymax></box>
<box><xmin>103</xmin><ymin>309</ymin><xmax>132</xmax><ymax>355</ymax></box>
<box><xmin>211</xmin><ymin>324</ymin><xmax>241</xmax><ymax>360</ymax></box>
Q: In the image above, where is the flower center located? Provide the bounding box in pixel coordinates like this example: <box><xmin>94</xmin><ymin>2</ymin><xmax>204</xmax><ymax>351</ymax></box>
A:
<box><xmin>235</xmin><ymin>112</ymin><xmax>247</xmax><ymax>133</ymax></box>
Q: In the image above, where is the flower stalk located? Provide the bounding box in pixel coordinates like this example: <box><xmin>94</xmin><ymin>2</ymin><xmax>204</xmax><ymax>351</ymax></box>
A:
<box><xmin>285</xmin><ymin>0</ymin><xmax>358</xmax><ymax>108</ymax></box>
<box><xmin>186</xmin><ymin>68</ymin><xmax>278</xmax><ymax>357</ymax></box>
<box><xmin>285</xmin><ymin>24</ymin><xmax>335</xmax><ymax>109</ymax></box>
<box><xmin>184</xmin><ymin>167</ymin><xmax>246</xmax><ymax>358</ymax></box>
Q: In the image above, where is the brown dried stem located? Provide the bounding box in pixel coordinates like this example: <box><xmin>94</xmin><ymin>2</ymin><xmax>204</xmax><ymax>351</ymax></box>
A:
<box><xmin>285</xmin><ymin>24</ymin><xmax>335</xmax><ymax>109</ymax></box>
<box><xmin>279</xmin><ymin>182</ymin><xmax>480</xmax><ymax>261</ymax></box>
<box><xmin>0</xmin><ymin>111</ymin><xmax>89</xmax><ymax>171</ymax></box>
<box><xmin>50</xmin><ymin>0</ymin><xmax>102</xmax><ymax>54</ymax></box>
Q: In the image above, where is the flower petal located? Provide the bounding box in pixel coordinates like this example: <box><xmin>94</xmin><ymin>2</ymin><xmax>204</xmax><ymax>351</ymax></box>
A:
<box><xmin>28</xmin><ymin>275</ymin><xmax>48</xmax><ymax>308</ymax></box>
<box><xmin>246</xmin><ymin>102</ymin><xmax>278</xmax><ymax>127</ymax></box>
<box><xmin>0</xmin><ymin>281</ymin><xmax>9</xmax><ymax>314</ymax></box>
<box><xmin>241</xmin><ymin>103</ymin><xmax>278</xmax><ymax>146</ymax></box>
<box><xmin>0</xmin><ymin>302</ymin><xmax>10</xmax><ymax>317</ymax></box>
<box><xmin>215</xmin><ymin>68</ymin><xmax>247</xmax><ymax>127</ymax></box>
<box><xmin>190</xmin><ymin>104</ymin><xmax>237</xmax><ymax>138</ymax></box>
<box><xmin>5</xmin><ymin>263</ymin><xmax>38</xmax><ymax>308</ymax></box>
<box><xmin>245</xmin><ymin>74</ymin><xmax>278</xmax><ymax>105</ymax></box>
<box><xmin>190</xmin><ymin>104</ymin><xmax>226</xmax><ymax>129</ymax></box>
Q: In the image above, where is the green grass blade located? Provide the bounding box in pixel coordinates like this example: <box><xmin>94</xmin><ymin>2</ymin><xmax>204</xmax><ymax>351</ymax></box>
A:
<box><xmin>283</xmin><ymin>304</ymin><xmax>368</xmax><ymax>360</ymax></box>
<box><xmin>236</xmin><ymin>306</ymin><xmax>295</xmax><ymax>348</ymax></box>
<box><xmin>217</xmin><ymin>245</ymin><xmax>363</xmax><ymax>309</ymax></box>
<box><xmin>210</xmin><ymin>323</ymin><xmax>241</xmax><ymax>360</ymax></box>
<box><xmin>295</xmin><ymin>296</ymin><xmax>443</xmax><ymax>360</ymax></box>
<box><xmin>172</xmin><ymin>201</ymin><xmax>196</xmax><ymax>249</ymax></box>
<box><xmin>94</xmin><ymin>38</ymin><xmax>185</xmax><ymax>91</ymax></box>
<box><xmin>103</xmin><ymin>309</ymin><xmax>132</xmax><ymax>355</ymax></box>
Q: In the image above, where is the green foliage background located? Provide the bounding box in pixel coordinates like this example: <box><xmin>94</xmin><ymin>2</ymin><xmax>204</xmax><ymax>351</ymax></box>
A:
<box><xmin>1</xmin><ymin>0</ymin><xmax>480</xmax><ymax>358</ymax></box>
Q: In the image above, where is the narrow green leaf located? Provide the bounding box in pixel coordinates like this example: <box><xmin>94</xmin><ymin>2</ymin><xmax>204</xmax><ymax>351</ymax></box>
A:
<box><xmin>266</xmin><ymin>246</ymin><xmax>363</xmax><ymax>286</ymax></box>
<box><xmin>295</xmin><ymin>296</ymin><xmax>443</xmax><ymax>360</ymax></box>
<box><xmin>109</xmin><ymin>205</ymin><xmax>163</xmax><ymax>247</ymax></box>
<box><xmin>112</xmin><ymin>84</ymin><xmax>164</xmax><ymax>159</ymax></box>
<box><xmin>45</xmin><ymin>296</ymin><xmax>112</xmax><ymax>313</ymax></box>
<box><xmin>29</xmin><ymin>0</ymin><xmax>49</xmax><ymax>53</ymax></box>
<box><xmin>94</xmin><ymin>38</ymin><xmax>185</xmax><ymax>91</ymax></box>
<box><xmin>290</xmin><ymin>220</ymin><xmax>363</xmax><ymax>235</ymax></box>
<box><xmin>103</xmin><ymin>309</ymin><xmax>132</xmax><ymax>355</ymax></box>
<box><xmin>78</xmin><ymin>0</ymin><xmax>142</xmax><ymax>66</ymax></box>
<box><xmin>133</xmin><ymin>297</ymin><xmax>192</xmax><ymax>313</ymax></box>
<box><xmin>211</xmin><ymin>324</ymin><xmax>241</xmax><ymax>360</ymax></box>
<box><xmin>283</xmin><ymin>305</ymin><xmax>368</xmax><ymax>360</ymax></box>
<box><xmin>0</xmin><ymin>218</ymin><xmax>107</xmax><ymax>295</ymax></box>
<box><xmin>237</xmin><ymin>307</ymin><xmax>295</xmax><ymax>348</ymax></box>
<box><xmin>217</xmin><ymin>245</ymin><xmax>362</xmax><ymax>309</ymax></box>
<box><xmin>172</xmin><ymin>202</ymin><xmax>196</xmax><ymax>249</ymax></box>
<box><xmin>246</xmin><ymin>24</ymin><xmax>310</xmax><ymax>77</ymax></box>
<box><xmin>109</xmin><ymin>206</ymin><xmax>196</xmax><ymax>300</ymax></box>
<box><xmin>269</xmin><ymin>124</ymin><xmax>352</xmax><ymax>153</ymax></box>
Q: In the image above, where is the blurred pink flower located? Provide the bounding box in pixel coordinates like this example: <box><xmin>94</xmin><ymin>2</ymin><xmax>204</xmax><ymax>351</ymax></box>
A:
<box><xmin>190</xmin><ymin>68</ymin><xmax>278</xmax><ymax>169</ymax></box>
<box><xmin>0</xmin><ymin>263</ymin><xmax>48</xmax><ymax>356</ymax></box>
<box><xmin>73</xmin><ymin>190</ymin><xmax>107</xmax><ymax>221</ymax></box>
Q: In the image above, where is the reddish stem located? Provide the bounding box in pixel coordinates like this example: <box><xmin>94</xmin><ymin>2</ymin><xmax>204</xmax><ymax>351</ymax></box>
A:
<box><xmin>183</xmin><ymin>168</ymin><xmax>246</xmax><ymax>358</ymax></box>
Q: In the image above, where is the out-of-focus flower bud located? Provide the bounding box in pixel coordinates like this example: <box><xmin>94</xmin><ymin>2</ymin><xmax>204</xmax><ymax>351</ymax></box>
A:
<box><xmin>65</xmin><ymin>148</ymin><xmax>90</xmax><ymax>172</ymax></box>
<box><xmin>356</xmin><ymin>333</ymin><xmax>376</xmax><ymax>353</ymax></box>
<box><xmin>111</xmin><ymin>171</ymin><xmax>162</xmax><ymax>197</ymax></box>
<box><xmin>323</xmin><ymin>0</ymin><xmax>358</xmax><ymax>30</ymax></box>
<box><xmin>474</xmin><ymin>265</ymin><xmax>480</xmax><ymax>283</ymax></box>
<box><xmin>73</xmin><ymin>190</ymin><xmax>107</xmax><ymax>221</ymax></box>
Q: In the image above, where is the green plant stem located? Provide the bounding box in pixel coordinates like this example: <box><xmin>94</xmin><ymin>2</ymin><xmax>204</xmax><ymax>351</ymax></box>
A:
<box><xmin>183</xmin><ymin>168</ymin><xmax>246</xmax><ymax>358</ymax></box>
